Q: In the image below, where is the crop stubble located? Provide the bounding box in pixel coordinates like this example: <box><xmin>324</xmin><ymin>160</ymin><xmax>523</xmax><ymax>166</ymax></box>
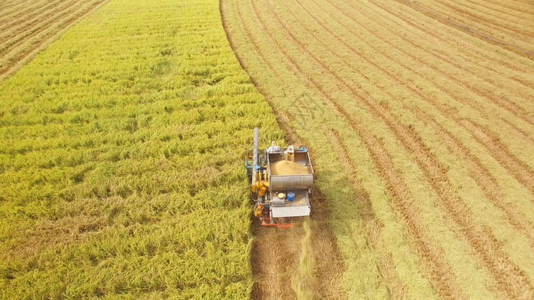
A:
<box><xmin>392</xmin><ymin>0</ymin><xmax>534</xmax><ymax>58</ymax></box>
<box><xmin>0</xmin><ymin>0</ymin><xmax>108</xmax><ymax>82</ymax></box>
<box><xmin>303</xmin><ymin>0</ymin><xmax>534</xmax><ymax>249</ymax></box>
<box><xmin>222</xmin><ymin>0</ymin><xmax>534</xmax><ymax>298</ymax></box>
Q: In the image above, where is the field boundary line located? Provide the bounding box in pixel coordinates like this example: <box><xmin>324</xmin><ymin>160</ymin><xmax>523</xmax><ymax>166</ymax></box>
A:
<box><xmin>220</xmin><ymin>1</ymin><xmax>345</xmax><ymax>299</ymax></box>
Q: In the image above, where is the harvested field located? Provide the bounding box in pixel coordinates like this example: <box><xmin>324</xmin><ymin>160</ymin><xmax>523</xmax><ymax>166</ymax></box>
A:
<box><xmin>221</xmin><ymin>0</ymin><xmax>534</xmax><ymax>298</ymax></box>
<box><xmin>0</xmin><ymin>0</ymin><xmax>108</xmax><ymax>81</ymax></box>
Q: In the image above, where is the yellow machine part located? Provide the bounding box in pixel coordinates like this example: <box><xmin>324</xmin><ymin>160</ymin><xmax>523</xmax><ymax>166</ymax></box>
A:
<box><xmin>254</xmin><ymin>204</ymin><xmax>263</xmax><ymax>217</ymax></box>
<box><xmin>251</xmin><ymin>171</ymin><xmax>268</xmax><ymax>197</ymax></box>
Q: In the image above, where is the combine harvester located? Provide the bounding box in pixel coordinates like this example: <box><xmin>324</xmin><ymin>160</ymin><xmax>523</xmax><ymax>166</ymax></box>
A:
<box><xmin>245</xmin><ymin>128</ymin><xmax>314</xmax><ymax>228</ymax></box>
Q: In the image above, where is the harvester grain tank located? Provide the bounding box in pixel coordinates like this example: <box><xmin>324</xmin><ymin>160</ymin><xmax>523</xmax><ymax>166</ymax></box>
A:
<box><xmin>245</xmin><ymin>128</ymin><xmax>314</xmax><ymax>228</ymax></box>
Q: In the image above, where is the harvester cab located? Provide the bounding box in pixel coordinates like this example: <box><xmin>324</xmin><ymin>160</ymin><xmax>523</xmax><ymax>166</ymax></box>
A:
<box><xmin>244</xmin><ymin>128</ymin><xmax>314</xmax><ymax>228</ymax></box>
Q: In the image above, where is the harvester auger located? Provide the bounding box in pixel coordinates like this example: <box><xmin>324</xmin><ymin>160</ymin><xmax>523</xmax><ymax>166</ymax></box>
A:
<box><xmin>244</xmin><ymin>128</ymin><xmax>314</xmax><ymax>228</ymax></box>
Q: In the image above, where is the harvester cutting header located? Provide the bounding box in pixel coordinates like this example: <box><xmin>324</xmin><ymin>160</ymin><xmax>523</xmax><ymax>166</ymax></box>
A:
<box><xmin>245</xmin><ymin>128</ymin><xmax>314</xmax><ymax>228</ymax></box>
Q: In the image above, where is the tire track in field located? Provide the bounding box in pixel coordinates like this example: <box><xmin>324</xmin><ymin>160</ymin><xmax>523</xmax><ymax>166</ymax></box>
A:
<box><xmin>306</xmin><ymin>189</ymin><xmax>347</xmax><ymax>299</ymax></box>
<box><xmin>394</xmin><ymin>0</ymin><xmax>534</xmax><ymax>59</ymax></box>
<box><xmin>0</xmin><ymin>0</ymin><xmax>108</xmax><ymax>81</ymax></box>
<box><xmin>296</xmin><ymin>0</ymin><xmax>534</xmax><ymax>231</ymax></box>
<box><xmin>259</xmin><ymin>0</ymin><xmax>534</xmax><ymax>298</ymax></box>
<box><xmin>250</xmin><ymin>224</ymin><xmax>300</xmax><ymax>300</ymax></box>
<box><xmin>241</xmin><ymin>0</ymin><xmax>464</xmax><ymax>297</ymax></box>
<box><xmin>322</xmin><ymin>0</ymin><xmax>534</xmax><ymax>128</ymax></box>
<box><xmin>220</xmin><ymin>1</ymin><xmax>345</xmax><ymax>299</ymax></box>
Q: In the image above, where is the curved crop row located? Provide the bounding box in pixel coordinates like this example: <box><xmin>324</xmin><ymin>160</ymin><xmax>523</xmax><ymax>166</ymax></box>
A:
<box><xmin>392</xmin><ymin>0</ymin><xmax>534</xmax><ymax>58</ymax></box>
<box><xmin>260</xmin><ymin>2</ymin><xmax>533</xmax><ymax>297</ymax></box>
<box><xmin>222</xmin><ymin>0</ymin><xmax>534</xmax><ymax>298</ymax></box>
<box><xmin>225</xmin><ymin>0</ymin><xmax>464</xmax><ymax>297</ymax></box>
<box><xmin>299</xmin><ymin>0</ymin><xmax>534</xmax><ymax>235</ymax></box>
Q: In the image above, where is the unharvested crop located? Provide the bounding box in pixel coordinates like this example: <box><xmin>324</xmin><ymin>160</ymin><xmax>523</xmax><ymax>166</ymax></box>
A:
<box><xmin>0</xmin><ymin>0</ymin><xmax>283</xmax><ymax>298</ymax></box>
